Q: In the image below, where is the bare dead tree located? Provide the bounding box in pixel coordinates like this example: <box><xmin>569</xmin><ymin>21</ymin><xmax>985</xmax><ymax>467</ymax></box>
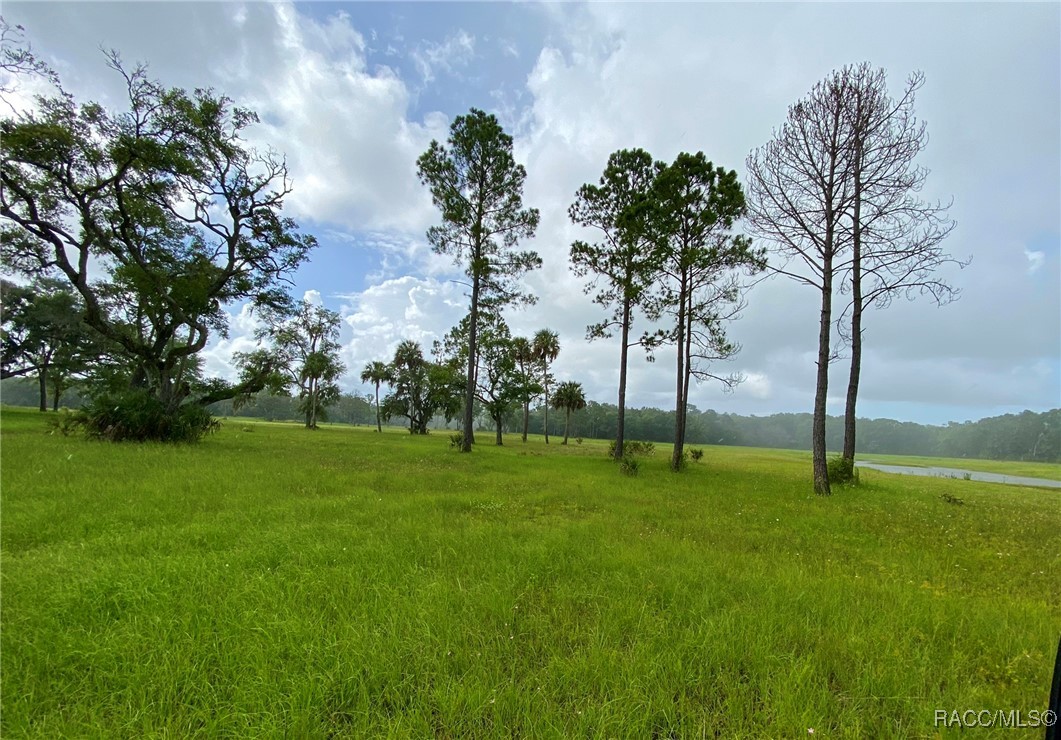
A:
<box><xmin>747</xmin><ymin>65</ymin><xmax>964</xmax><ymax>494</ymax></box>
<box><xmin>745</xmin><ymin>73</ymin><xmax>857</xmax><ymax>495</ymax></box>
<box><xmin>836</xmin><ymin>63</ymin><xmax>963</xmax><ymax>465</ymax></box>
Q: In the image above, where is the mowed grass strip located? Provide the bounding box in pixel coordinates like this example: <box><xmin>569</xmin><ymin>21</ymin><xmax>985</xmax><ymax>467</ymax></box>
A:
<box><xmin>1</xmin><ymin>407</ymin><xmax>1058</xmax><ymax>737</ymax></box>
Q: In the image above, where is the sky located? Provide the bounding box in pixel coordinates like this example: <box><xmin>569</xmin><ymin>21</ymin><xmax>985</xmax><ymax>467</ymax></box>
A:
<box><xmin>2</xmin><ymin>1</ymin><xmax>1059</xmax><ymax>426</ymax></box>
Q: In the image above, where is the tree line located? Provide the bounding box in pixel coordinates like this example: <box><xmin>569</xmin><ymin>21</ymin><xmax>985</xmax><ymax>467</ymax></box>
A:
<box><xmin>2</xmin><ymin>22</ymin><xmax>976</xmax><ymax>489</ymax></box>
<box><xmin>4</xmin><ymin>374</ymin><xmax>1052</xmax><ymax>464</ymax></box>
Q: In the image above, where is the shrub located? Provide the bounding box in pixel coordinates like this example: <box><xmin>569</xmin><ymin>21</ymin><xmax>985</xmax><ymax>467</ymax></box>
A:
<box><xmin>690</xmin><ymin>448</ymin><xmax>704</xmax><ymax>462</ymax></box>
<box><xmin>449</xmin><ymin>431</ymin><xmax>464</xmax><ymax>449</ymax></box>
<box><xmin>827</xmin><ymin>455</ymin><xmax>859</xmax><ymax>485</ymax></box>
<box><xmin>77</xmin><ymin>390</ymin><xmax>219</xmax><ymax>442</ymax></box>
<box><xmin>607</xmin><ymin>439</ymin><xmax>655</xmax><ymax>457</ymax></box>
<box><xmin>47</xmin><ymin>407</ymin><xmax>85</xmax><ymax>437</ymax></box>
<box><xmin>575</xmin><ymin>437</ymin><xmax>583</xmax><ymax>446</ymax></box>
<box><xmin>619</xmin><ymin>456</ymin><xmax>640</xmax><ymax>476</ymax></box>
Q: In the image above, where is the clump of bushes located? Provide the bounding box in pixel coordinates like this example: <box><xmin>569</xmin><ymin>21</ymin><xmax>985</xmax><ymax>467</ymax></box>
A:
<box><xmin>449</xmin><ymin>431</ymin><xmax>464</xmax><ymax>449</ymax></box>
<box><xmin>690</xmin><ymin>448</ymin><xmax>704</xmax><ymax>462</ymax></box>
<box><xmin>64</xmin><ymin>390</ymin><xmax>219</xmax><ymax>442</ymax></box>
<box><xmin>607</xmin><ymin>439</ymin><xmax>655</xmax><ymax>457</ymax></box>
<box><xmin>47</xmin><ymin>407</ymin><xmax>84</xmax><ymax>437</ymax></box>
<box><xmin>619</xmin><ymin>456</ymin><xmax>640</xmax><ymax>476</ymax></box>
<box><xmin>827</xmin><ymin>455</ymin><xmax>859</xmax><ymax>485</ymax></box>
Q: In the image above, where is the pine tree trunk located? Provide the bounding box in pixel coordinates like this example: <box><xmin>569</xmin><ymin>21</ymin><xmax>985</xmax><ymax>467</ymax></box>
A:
<box><xmin>813</xmin><ymin>263</ymin><xmax>833</xmax><ymax>495</ymax></box>
<box><xmin>679</xmin><ymin>296</ymin><xmax>694</xmax><ymax>469</ymax></box>
<box><xmin>462</xmin><ymin>273</ymin><xmax>480</xmax><ymax>452</ymax></box>
<box><xmin>843</xmin><ymin>147</ymin><xmax>863</xmax><ymax>464</ymax></box>
<box><xmin>615</xmin><ymin>299</ymin><xmax>632</xmax><ymax>460</ymax></box>
<box><xmin>671</xmin><ymin>272</ymin><xmax>688</xmax><ymax>471</ymax></box>
<box><xmin>843</xmin><ymin>305</ymin><xmax>862</xmax><ymax>463</ymax></box>
<box><xmin>522</xmin><ymin>401</ymin><xmax>529</xmax><ymax>443</ymax></box>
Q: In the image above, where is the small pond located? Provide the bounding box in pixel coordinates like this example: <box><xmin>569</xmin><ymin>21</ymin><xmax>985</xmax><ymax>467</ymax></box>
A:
<box><xmin>854</xmin><ymin>462</ymin><xmax>1061</xmax><ymax>489</ymax></box>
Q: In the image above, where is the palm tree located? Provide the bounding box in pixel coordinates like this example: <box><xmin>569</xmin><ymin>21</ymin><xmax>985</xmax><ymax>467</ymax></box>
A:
<box><xmin>360</xmin><ymin>360</ymin><xmax>390</xmax><ymax>433</ymax></box>
<box><xmin>512</xmin><ymin>336</ymin><xmax>535</xmax><ymax>442</ymax></box>
<box><xmin>551</xmin><ymin>381</ymin><xmax>586</xmax><ymax>445</ymax></box>
<box><xmin>532</xmin><ymin>329</ymin><xmax>560</xmax><ymax>443</ymax></box>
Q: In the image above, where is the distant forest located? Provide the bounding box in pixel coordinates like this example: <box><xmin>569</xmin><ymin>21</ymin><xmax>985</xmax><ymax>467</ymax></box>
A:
<box><xmin>3</xmin><ymin>378</ymin><xmax>1057</xmax><ymax>463</ymax></box>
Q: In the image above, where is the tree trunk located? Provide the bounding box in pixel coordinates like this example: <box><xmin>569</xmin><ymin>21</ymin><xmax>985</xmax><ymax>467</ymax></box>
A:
<box><xmin>52</xmin><ymin>382</ymin><xmax>61</xmax><ymax>411</ymax></box>
<box><xmin>37</xmin><ymin>364</ymin><xmax>48</xmax><ymax>412</ymax></box>
<box><xmin>843</xmin><ymin>145</ymin><xmax>863</xmax><ymax>464</ymax></box>
<box><xmin>461</xmin><ymin>273</ymin><xmax>479</xmax><ymax>452</ymax></box>
<box><xmin>522</xmin><ymin>401</ymin><xmax>529</xmax><ymax>443</ymax></box>
<box><xmin>679</xmin><ymin>297</ymin><xmax>695</xmax><ymax>471</ymax></box>
<box><xmin>671</xmin><ymin>272</ymin><xmax>688</xmax><ymax>471</ymax></box>
<box><xmin>495</xmin><ymin>416</ymin><xmax>503</xmax><ymax>446</ymax></box>
<box><xmin>843</xmin><ymin>300</ymin><xmax>862</xmax><ymax>463</ymax></box>
<box><xmin>543</xmin><ymin>361</ymin><xmax>550</xmax><ymax>445</ymax></box>
<box><xmin>563</xmin><ymin>408</ymin><xmax>571</xmax><ymax>445</ymax></box>
<box><xmin>813</xmin><ymin>264</ymin><xmax>833</xmax><ymax>495</ymax></box>
<box><xmin>377</xmin><ymin>384</ymin><xmax>386</xmax><ymax>431</ymax></box>
<box><xmin>615</xmin><ymin>298</ymin><xmax>632</xmax><ymax>460</ymax></box>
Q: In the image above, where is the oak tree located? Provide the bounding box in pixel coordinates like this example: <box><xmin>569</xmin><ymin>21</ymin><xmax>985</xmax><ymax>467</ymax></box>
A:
<box><xmin>0</xmin><ymin>48</ymin><xmax>315</xmax><ymax>438</ymax></box>
<box><xmin>381</xmin><ymin>340</ymin><xmax>463</xmax><ymax>435</ymax></box>
<box><xmin>254</xmin><ymin>301</ymin><xmax>345</xmax><ymax>429</ymax></box>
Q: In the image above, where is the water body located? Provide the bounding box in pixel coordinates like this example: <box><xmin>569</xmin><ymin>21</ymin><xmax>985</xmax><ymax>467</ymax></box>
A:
<box><xmin>855</xmin><ymin>462</ymin><xmax>1061</xmax><ymax>489</ymax></box>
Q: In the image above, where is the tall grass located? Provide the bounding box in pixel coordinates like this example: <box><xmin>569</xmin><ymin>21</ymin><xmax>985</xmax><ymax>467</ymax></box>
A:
<box><xmin>2</xmin><ymin>408</ymin><xmax>1058</xmax><ymax>737</ymax></box>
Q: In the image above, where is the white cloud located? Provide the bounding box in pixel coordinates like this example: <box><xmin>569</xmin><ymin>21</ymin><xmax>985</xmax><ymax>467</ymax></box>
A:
<box><xmin>500</xmin><ymin>39</ymin><xmax>519</xmax><ymax>59</ymax></box>
<box><xmin>200</xmin><ymin>304</ymin><xmax>263</xmax><ymax>381</ymax></box>
<box><xmin>507</xmin><ymin>2</ymin><xmax>1059</xmax><ymax>422</ymax></box>
<box><xmin>5</xmin><ymin>2</ymin><xmax>446</xmax><ymax>235</ymax></box>
<box><xmin>218</xmin><ymin>5</ymin><xmax>447</xmax><ymax>234</ymax></box>
<box><xmin>1024</xmin><ymin>248</ymin><xmax>1045</xmax><ymax>274</ymax></box>
<box><xmin>739</xmin><ymin>372</ymin><xmax>773</xmax><ymax>401</ymax></box>
<box><xmin>337</xmin><ymin>276</ymin><xmax>467</xmax><ymax>389</ymax></box>
<box><xmin>410</xmin><ymin>29</ymin><xmax>476</xmax><ymax>84</ymax></box>
<box><xmin>4</xmin><ymin>1</ymin><xmax>1057</xmax><ymax>424</ymax></box>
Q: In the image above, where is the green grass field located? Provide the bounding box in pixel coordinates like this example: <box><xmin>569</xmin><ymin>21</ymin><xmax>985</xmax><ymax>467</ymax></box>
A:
<box><xmin>2</xmin><ymin>407</ymin><xmax>1058</xmax><ymax>737</ymax></box>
